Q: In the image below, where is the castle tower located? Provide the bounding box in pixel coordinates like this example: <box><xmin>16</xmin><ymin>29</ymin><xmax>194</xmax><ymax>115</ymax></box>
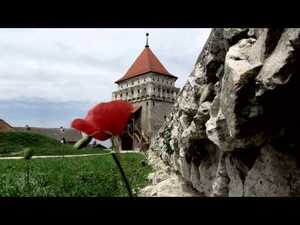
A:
<box><xmin>112</xmin><ymin>33</ymin><xmax>180</xmax><ymax>150</ymax></box>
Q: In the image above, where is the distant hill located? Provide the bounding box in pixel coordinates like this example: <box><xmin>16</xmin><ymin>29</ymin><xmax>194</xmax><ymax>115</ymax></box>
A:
<box><xmin>14</xmin><ymin>126</ymin><xmax>82</xmax><ymax>144</ymax></box>
<box><xmin>0</xmin><ymin>131</ymin><xmax>107</xmax><ymax>156</ymax></box>
<box><xmin>0</xmin><ymin>119</ymin><xmax>14</xmax><ymax>132</ymax></box>
<box><xmin>0</xmin><ymin>119</ymin><xmax>82</xmax><ymax>144</ymax></box>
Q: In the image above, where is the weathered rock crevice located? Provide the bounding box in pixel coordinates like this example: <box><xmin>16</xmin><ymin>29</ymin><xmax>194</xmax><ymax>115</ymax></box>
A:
<box><xmin>139</xmin><ymin>28</ymin><xmax>300</xmax><ymax>197</ymax></box>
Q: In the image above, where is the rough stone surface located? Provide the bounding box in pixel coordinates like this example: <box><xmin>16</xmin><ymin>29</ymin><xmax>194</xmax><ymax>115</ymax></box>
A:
<box><xmin>139</xmin><ymin>150</ymin><xmax>201</xmax><ymax>197</ymax></box>
<box><xmin>141</xmin><ymin>28</ymin><xmax>300</xmax><ymax>197</ymax></box>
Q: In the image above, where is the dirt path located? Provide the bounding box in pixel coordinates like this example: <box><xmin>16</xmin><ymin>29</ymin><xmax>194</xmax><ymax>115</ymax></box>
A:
<box><xmin>0</xmin><ymin>151</ymin><xmax>142</xmax><ymax>160</ymax></box>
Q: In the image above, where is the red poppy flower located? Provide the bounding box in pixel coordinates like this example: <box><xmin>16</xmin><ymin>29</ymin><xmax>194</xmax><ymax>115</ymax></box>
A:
<box><xmin>71</xmin><ymin>100</ymin><xmax>134</xmax><ymax>141</ymax></box>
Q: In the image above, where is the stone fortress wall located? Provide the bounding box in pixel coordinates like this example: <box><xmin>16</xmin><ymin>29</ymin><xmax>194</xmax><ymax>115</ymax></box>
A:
<box><xmin>141</xmin><ymin>28</ymin><xmax>300</xmax><ymax>197</ymax></box>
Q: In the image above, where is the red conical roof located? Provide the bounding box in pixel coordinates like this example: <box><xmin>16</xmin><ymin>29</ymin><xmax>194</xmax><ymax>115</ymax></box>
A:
<box><xmin>115</xmin><ymin>47</ymin><xmax>177</xmax><ymax>83</ymax></box>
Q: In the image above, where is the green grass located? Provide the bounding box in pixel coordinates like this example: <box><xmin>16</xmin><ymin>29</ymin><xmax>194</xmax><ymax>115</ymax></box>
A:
<box><xmin>0</xmin><ymin>132</ymin><xmax>109</xmax><ymax>157</ymax></box>
<box><xmin>0</xmin><ymin>153</ymin><xmax>152</xmax><ymax>197</ymax></box>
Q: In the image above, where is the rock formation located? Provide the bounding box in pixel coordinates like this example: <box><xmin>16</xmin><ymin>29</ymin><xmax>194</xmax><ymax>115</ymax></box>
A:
<box><xmin>140</xmin><ymin>28</ymin><xmax>300</xmax><ymax>197</ymax></box>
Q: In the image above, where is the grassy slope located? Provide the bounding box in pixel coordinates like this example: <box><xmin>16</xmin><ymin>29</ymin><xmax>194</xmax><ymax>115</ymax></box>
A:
<box><xmin>0</xmin><ymin>132</ymin><xmax>109</xmax><ymax>156</ymax></box>
<box><xmin>0</xmin><ymin>153</ymin><xmax>151</xmax><ymax>197</ymax></box>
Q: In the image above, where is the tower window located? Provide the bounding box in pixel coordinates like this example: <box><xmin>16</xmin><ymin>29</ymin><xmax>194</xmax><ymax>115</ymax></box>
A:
<box><xmin>146</xmin><ymin>102</ymin><xmax>148</xmax><ymax>106</ymax></box>
<box><xmin>153</xmin><ymin>102</ymin><xmax>155</xmax><ymax>106</ymax></box>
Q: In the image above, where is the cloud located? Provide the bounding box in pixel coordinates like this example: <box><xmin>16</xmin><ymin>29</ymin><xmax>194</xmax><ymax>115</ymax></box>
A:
<box><xmin>0</xmin><ymin>28</ymin><xmax>211</xmax><ymax>127</ymax></box>
<box><xmin>0</xmin><ymin>99</ymin><xmax>91</xmax><ymax>127</ymax></box>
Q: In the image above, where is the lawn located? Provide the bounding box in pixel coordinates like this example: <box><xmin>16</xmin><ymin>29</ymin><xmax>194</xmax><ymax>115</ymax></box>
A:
<box><xmin>0</xmin><ymin>131</ymin><xmax>109</xmax><ymax>157</ymax></box>
<box><xmin>0</xmin><ymin>153</ymin><xmax>152</xmax><ymax>197</ymax></box>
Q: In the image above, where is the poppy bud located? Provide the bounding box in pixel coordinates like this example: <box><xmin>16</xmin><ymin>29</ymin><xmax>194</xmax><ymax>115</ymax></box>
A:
<box><xmin>73</xmin><ymin>135</ymin><xmax>92</xmax><ymax>149</ymax></box>
<box><xmin>23</xmin><ymin>148</ymin><xmax>34</xmax><ymax>160</ymax></box>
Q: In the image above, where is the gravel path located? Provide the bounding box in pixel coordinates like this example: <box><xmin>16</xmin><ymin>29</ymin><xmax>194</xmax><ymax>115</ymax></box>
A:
<box><xmin>0</xmin><ymin>151</ymin><xmax>142</xmax><ymax>160</ymax></box>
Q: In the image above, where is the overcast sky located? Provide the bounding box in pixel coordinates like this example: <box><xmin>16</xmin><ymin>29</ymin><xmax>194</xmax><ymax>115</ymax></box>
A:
<box><xmin>0</xmin><ymin>28</ymin><xmax>211</xmax><ymax>129</ymax></box>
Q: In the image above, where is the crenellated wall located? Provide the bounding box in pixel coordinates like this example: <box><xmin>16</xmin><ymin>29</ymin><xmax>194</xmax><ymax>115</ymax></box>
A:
<box><xmin>112</xmin><ymin>72</ymin><xmax>178</xmax><ymax>103</ymax></box>
<box><xmin>113</xmin><ymin>72</ymin><xmax>180</xmax><ymax>150</ymax></box>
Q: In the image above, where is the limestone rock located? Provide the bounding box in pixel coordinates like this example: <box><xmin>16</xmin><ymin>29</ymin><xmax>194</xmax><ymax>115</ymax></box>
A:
<box><xmin>256</xmin><ymin>29</ymin><xmax>300</xmax><ymax>96</ymax></box>
<box><xmin>223</xmin><ymin>28</ymin><xmax>249</xmax><ymax>44</ymax></box>
<box><xmin>206</xmin><ymin>104</ymin><xmax>232</xmax><ymax>151</ymax></box>
<box><xmin>143</xmin><ymin>28</ymin><xmax>300</xmax><ymax>197</ymax></box>
<box><xmin>211</xmin><ymin>153</ymin><xmax>230</xmax><ymax>196</ymax></box>
<box><xmin>244</xmin><ymin>145</ymin><xmax>300</xmax><ymax>197</ymax></box>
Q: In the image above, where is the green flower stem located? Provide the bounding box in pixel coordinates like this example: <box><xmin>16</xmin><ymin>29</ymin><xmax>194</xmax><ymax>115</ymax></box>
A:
<box><xmin>111</xmin><ymin>152</ymin><xmax>133</xmax><ymax>197</ymax></box>
<box><xmin>23</xmin><ymin>148</ymin><xmax>33</xmax><ymax>193</ymax></box>
<box><xmin>26</xmin><ymin>160</ymin><xmax>30</xmax><ymax>187</ymax></box>
<box><xmin>111</xmin><ymin>136</ymin><xmax>133</xmax><ymax>197</ymax></box>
